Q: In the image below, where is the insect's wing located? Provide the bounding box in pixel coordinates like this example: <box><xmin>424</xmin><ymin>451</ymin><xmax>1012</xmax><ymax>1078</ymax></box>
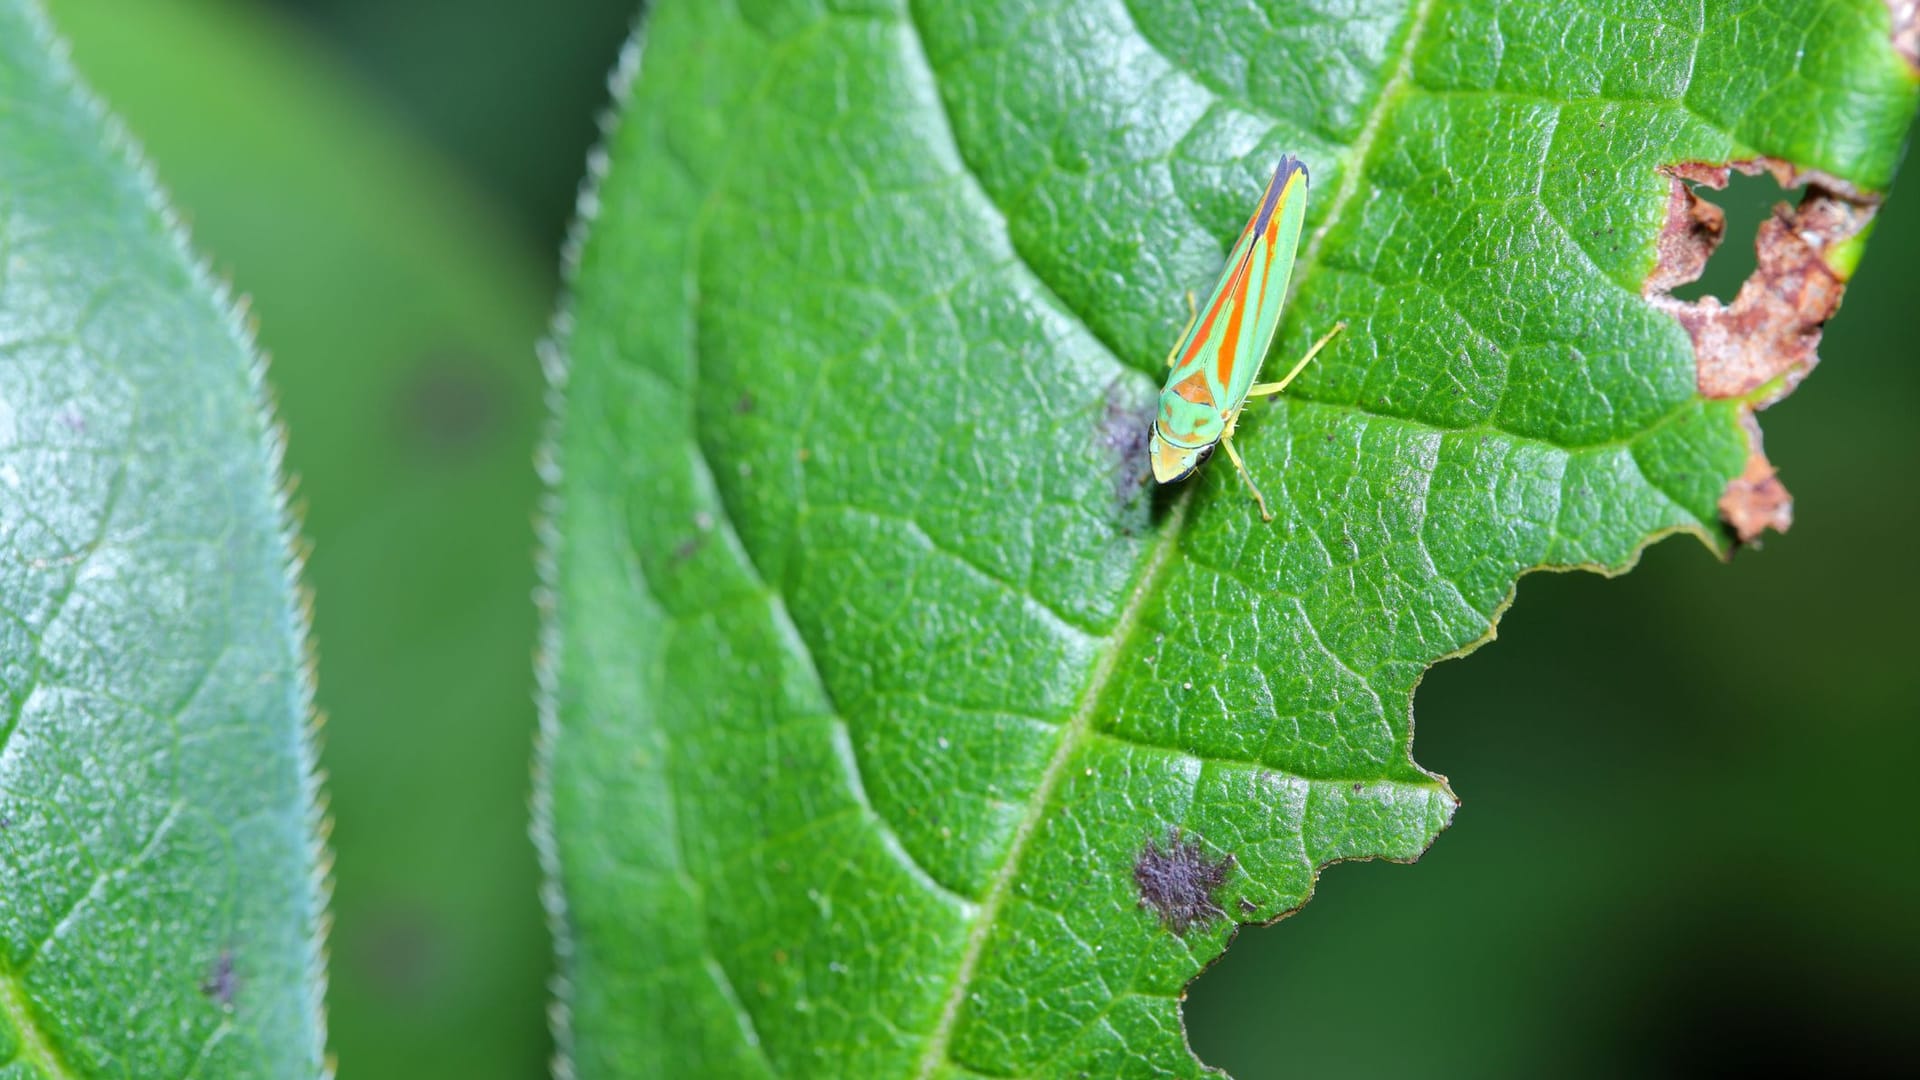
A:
<box><xmin>1222</xmin><ymin>159</ymin><xmax>1310</xmax><ymax>404</ymax></box>
<box><xmin>1163</xmin><ymin>157</ymin><xmax>1309</xmax><ymax>408</ymax></box>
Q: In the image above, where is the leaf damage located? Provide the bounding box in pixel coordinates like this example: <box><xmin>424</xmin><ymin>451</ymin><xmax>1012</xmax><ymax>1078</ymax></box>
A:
<box><xmin>1892</xmin><ymin>1</ymin><xmax>1919</xmax><ymax>70</ymax></box>
<box><xmin>1644</xmin><ymin>159</ymin><xmax>1881</xmax><ymax>543</ymax></box>
<box><xmin>200</xmin><ymin>949</ymin><xmax>238</xmax><ymax>1009</ymax></box>
<box><xmin>1097</xmin><ymin>377</ymin><xmax>1159</xmax><ymax>514</ymax></box>
<box><xmin>1718</xmin><ymin>415</ymin><xmax>1795</xmax><ymax>542</ymax></box>
<box><xmin>1645</xmin><ymin>164</ymin><xmax>1728</xmax><ymax>295</ymax></box>
<box><xmin>1133</xmin><ymin>830</ymin><xmax>1235</xmax><ymax>936</ymax></box>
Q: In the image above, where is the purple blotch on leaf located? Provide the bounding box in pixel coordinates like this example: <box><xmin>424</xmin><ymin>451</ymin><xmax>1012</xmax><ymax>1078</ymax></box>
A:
<box><xmin>200</xmin><ymin>949</ymin><xmax>237</xmax><ymax>1008</ymax></box>
<box><xmin>1133</xmin><ymin>829</ymin><xmax>1235</xmax><ymax>935</ymax></box>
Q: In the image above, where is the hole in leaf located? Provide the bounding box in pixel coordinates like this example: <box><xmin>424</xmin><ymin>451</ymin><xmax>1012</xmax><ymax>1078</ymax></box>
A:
<box><xmin>1643</xmin><ymin>158</ymin><xmax>1880</xmax><ymax>543</ymax></box>
<box><xmin>1669</xmin><ymin>169</ymin><xmax>1798</xmax><ymax>304</ymax></box>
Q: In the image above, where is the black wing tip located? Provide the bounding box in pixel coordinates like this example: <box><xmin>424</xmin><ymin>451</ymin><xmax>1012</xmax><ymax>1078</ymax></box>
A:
<box><xmin>1250</xmin><ymin>155</ymin><xmax>1308</xmax><ymax>235</ymax></box>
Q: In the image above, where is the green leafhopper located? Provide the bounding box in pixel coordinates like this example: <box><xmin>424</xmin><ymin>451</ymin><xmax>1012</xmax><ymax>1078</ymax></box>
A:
<box><xmin>1149</xmin><ymin>155</ymin><xmax>1343</xmax><ymax>520</ymax></box>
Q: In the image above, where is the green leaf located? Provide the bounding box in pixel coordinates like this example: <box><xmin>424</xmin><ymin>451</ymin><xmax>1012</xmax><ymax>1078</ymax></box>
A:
<box><xmin>41</xmin><ymin>0</ymin><xmax>558</xmax><ymax>1074</ymax></box>
<box><xmin>539</xmin><ymin>1</ymin><xmax>1916</xmax><ymax>1076</ymax></box>
<box><xmin>0</xmin><ymin>3</ymin><xmax>326</xmax><ymax>1076</ymax></box>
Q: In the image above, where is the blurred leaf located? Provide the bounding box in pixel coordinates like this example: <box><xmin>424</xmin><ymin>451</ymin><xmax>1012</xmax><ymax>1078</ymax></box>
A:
<box><xmin>42</xmin><ymin>0</ymin><xmax>556</xmax><ymax>1076</ymax></box>
<box><xmin>540</xmin><ymin>1</ymin><xmax>1915</xmax><ymax>1076</ymax></box>
<box><xmin>250</xmin><ymin>0</ymin><xmax>639</xmax><ymax>256</ymax></box>
<box><xmin>0</xmin><ymin>3</ymin><xmax>324</xmax><ymax>1076</ymax></box>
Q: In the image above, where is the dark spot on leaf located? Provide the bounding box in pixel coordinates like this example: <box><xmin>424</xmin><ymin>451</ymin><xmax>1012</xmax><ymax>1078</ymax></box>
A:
<box><xmin>672</xmin><ymin>511</ymin><xmax>717</xmax><ymax>562</ymax></box>
<box><xmin>1351</xmin><ymin>782</ymin><xmax>1362</xmax><ymax>793</ymax></box>
<box><xmin>736</xmin><ymin>392</ymin><xmax>756</xmax><ymax>414</ymax></box>
<box><xmin>1133</xmin><ymin>829</ymin><xmax>1235</xmax><ymax>935</ymax></box>
<box><xmin>1096</xmin><ymin>376</ymin><xmax>1155</xmax><ymax>512</ymax></box>
<box><xmin>396</xmin><ymin>354</ymin><xmax>507</xmax><ymax>458</ymax></box>
<box><xmin>200</xmin><ymin>949</ymin><xmax>237</xmax><ymax>1007</ymax></box>
<box><xmin>1645</xmin><ymin>159</ymin><xmax>1880</xmax><ymax>543</ymax></box>
<box><xmin>1237</xmin><ymin>897</ymin><xmax>1258</xmax><ymax>915</ymax></box>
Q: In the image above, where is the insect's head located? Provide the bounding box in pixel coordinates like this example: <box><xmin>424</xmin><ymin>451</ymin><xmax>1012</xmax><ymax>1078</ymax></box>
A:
<box><xmin>1150</xmin><ymin>391</ymin><xmax>1225</xmax><ymax>484</ymax></box>
<box><xmin>1149</xmin><ymin>425</ymin><xmax>1215</xmax><ymax>484</ymax></box>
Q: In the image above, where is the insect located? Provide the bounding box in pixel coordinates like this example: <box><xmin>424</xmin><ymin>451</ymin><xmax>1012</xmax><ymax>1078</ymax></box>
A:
<box><xmin>1149</xmin><ymin>154</ymin><xmax>1344</xmax><ymax>521</ymax></box>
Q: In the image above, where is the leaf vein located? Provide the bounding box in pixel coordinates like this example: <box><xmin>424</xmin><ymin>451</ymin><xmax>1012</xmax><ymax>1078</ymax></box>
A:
<box><xmin>909</xmin><ymin>493</ymin><xmax>1192</xmax><ymax>1078</ymax></box>
<box><xmin>673</xmin><ymin>87</ymin><xmax>978</xmax><ymax>914</ymax></box>
<box><xmin>0</xmin><ymin>956</ymin><xmax>77</xmax><ymax>1080</ymax></box>
<box><xmin>1293</xmin><ymin>0</ymin><xmax>1441</xmax><ymax>294</ymax></box>
<box><xmin>19</xmin><ymin>799</ymin><xmax>186</xmax><ymax>971</ymax></box>
<box><xmin>898</xmin><ymin>0</ymin><xmax>1448</xmax><ymax>1070</ymax></box>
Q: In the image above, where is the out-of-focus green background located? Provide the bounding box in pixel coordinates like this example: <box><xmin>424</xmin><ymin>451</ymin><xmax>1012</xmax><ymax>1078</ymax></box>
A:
<box><xmin>43</xmin><ymin>0</ymin><xmax>1917</xmax><ymax>1075</ymax></box>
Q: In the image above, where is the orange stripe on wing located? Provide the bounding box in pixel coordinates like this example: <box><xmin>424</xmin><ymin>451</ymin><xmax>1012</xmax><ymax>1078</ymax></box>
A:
<box><xmin>1180</xmin><ymin>163</ymin><xmax>1291</xmax><ymax>377</ymax></box>
<box><xmin>1221</xmin><ymin>165</ymin><xmax>1303</xmax><ymax>384</ymax></box>
<box><xmin>1247</xmin><ymin>199</ymin><xmax>1282</xmax><ymax>324</ymax></box>
<box><xmin>1251</xmin><ymin>168</ymin><xmax>1301</xmax><ymax>317</ymax></box>
<box><xmin>1214</xmin><ymin>261</ymin><xmax>1253</xmax><ymax>386</ymax></box>
<box><xmin>1179</xmin><ymin>228</ymin><xmax>1257</xmax><ymax>369</ymax></box>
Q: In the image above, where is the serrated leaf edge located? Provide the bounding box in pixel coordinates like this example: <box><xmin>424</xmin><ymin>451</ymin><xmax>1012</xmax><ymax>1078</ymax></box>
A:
<box><xmin>2</xmin><ymin>2</ymin><xmax>333</xmax><ymax>1074</ymax></box>
<box><xmin>529</xmin><ymin>11</ymin><xmax>649</xmax><ymax>1080</ymax></box>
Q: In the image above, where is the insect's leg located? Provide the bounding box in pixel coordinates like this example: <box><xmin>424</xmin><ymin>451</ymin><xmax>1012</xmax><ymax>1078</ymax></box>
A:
<box><xmin>1164</xmin><ymin>290</ymin><xmax>1200</xmax><ymax>369</ymax></box>
<box><xmin>1248</xmin><ymin>320</ymin><xmax>1348</xmax><ymax>397</ymax></box>
<box><xmin>1218</xmin><ymin>427</ymin><xmax>1274</xmax><ymax>522</ymax></box>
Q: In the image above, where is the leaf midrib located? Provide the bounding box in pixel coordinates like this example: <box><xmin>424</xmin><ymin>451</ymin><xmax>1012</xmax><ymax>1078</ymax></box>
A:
<box><xmin>903</xmin><ymin>1</ymin><xmax>1441</xmax><ymax>1073</ymax></box>
<box><xmin>908</xmin><ymin>494</ymin><xmax>1191</xmax><ymax>1079</ymax></box>
<box><xmin>0</xmin><ymin>958</ymin><xmax>77</xmax><ymax>1080</ymax></box>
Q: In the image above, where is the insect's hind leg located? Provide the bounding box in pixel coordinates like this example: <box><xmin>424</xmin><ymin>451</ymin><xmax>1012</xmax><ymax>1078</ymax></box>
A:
<box><xmin>1247</xmin><ymin>320</ymin><xmax>1347</xmax><ymax>397</ymax></box>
